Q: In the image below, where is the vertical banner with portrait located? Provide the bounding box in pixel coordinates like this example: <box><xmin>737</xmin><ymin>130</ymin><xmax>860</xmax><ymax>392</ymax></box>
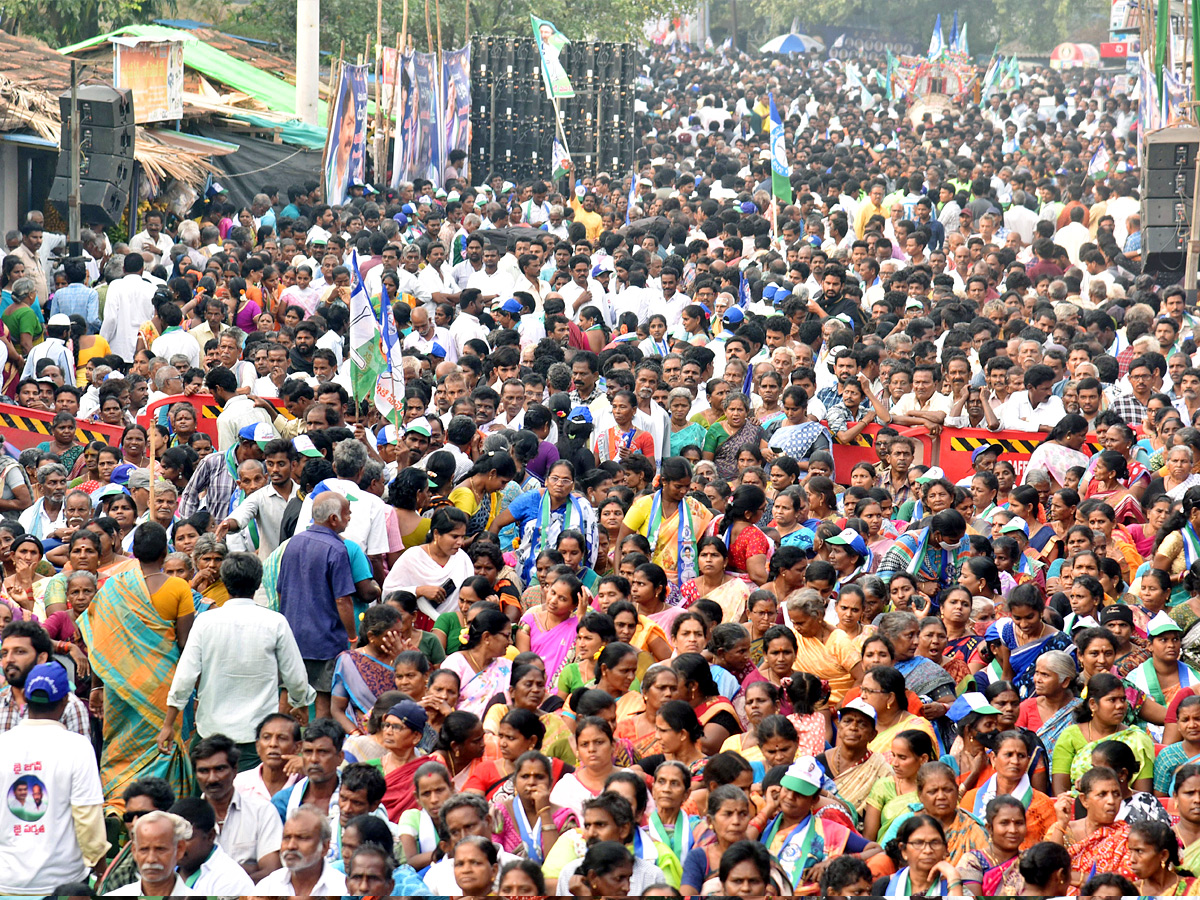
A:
<box><xmin>442</xmin><ymin>47</ymin><xmax>471</xmax><ymax>181</ymax></box>
<box><xmin>323</xmin><ymin>63</ymin><xmax>369</xmax><ymax>205</ymax></box>
<box><xmin>410</xmin><ymin>52</ymin><xmax>443</xmax><ymax>187</ymax></box>
<box><xmin>389</xmin><ymin>51</ymin><xmax>417</xmax><ymax>188</ymax></box>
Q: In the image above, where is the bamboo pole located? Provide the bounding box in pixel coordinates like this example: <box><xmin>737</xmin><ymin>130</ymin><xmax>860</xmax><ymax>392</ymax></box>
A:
<box><xmin>434</xmin><ymin>0</ymin><xmax>443</xmax><ymax>56</ymax></box>
<box><xmin>424</xmin><ymin>0</ymin><xmax>433</xmax><ymax>54</ymax></box>
<box><xmin>464</xmin><ymin>0</ymin><xmax>470</xmax><ymax>44</ymax></box>
<box><xmin>372</xmin><ymin>0</ymin><xmax>385</xmax><ymax>183</ymax></box>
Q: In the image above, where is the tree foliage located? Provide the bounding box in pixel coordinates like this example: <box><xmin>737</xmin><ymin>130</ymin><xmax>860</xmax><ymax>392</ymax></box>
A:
<box><xmin>236</xmin><ymin>0</ymin><xmax>688</xmax><ymax>56</ymax></box>
<box><xmin>4</xmin><ymin>0</ymin><xmax>170</xmax><ymax>46</ymax></box>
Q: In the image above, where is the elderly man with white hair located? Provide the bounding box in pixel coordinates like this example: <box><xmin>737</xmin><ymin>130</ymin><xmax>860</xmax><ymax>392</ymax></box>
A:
<box><xmin>254</xmin><ymin>804</ymin><xmax>347</xmax><ymax>896</ymax></box>
<box><xmin>107</xmin><ymin>810</ymin><xmax>194</xmax><ymax>896</ymax></box>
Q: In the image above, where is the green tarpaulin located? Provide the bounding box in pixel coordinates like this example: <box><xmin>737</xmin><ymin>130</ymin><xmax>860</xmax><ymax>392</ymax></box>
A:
<box><xmin>59</xmin><ymin>25</ymin><xmax>329</xmax><ymax>149</ymax></box>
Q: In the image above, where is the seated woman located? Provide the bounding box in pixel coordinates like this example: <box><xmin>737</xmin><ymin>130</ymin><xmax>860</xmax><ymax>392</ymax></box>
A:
<box><xmin>496</xmin><ymin>750</ymin><xmax>576</xmax><ymax>862</ymax></box>
<box><xmin>1044</xmin><ymin>764</ymin><xmax>1135</xmax><ymax>883</ymax></box>
<box><xmin>330</xmin><ymin>605</ymin><xmax>403</xmax><ymax>737</ymax></box>
<box><xmin>874</xmin><ymin>813</ymin><xmax>965</xmax><ymax>897</ymax></box>
<box><xmin>864</xmin><ymin>729</ymin><xmax>934</xmax><ymax>842</ymax></box>
<box><xmin>816</xmin><ymin>699</ymin><xmax>891</xmax><ymax>828</ymax></box>
<box><xmin>876</xmin><ymin>761</ymin><xmax>989</xmax><ymax>863</ymax></box>
<box><xmin>616</xmin><ymin>664</ymin><xmax>679</xmax><ymax>759</ymax></box>
<box><xmin>1050</xmin><ymin>673</ymin><xmax>1155</xmax><ymax>796</ymax></box>
<box><xmin>672</xmin><ymin>652</ymin><xmax>742</xmax><ymax>756</ymax></box>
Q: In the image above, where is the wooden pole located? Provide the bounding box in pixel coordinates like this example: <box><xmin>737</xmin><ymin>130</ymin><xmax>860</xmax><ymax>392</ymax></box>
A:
<box><xmin>464</xmin><ymin>0</ymin><xmax>470</xmax><ymax>44</ymax></box>
<box><xmin>372</xmin><ymin>0</ymin><xmax>385</xmax><ymax>183</ymax></box>
<box><xmin>434</xmin><ymin>0</ymin><xmax>443</xmax><ymax>56</ymax></box>
<box><xmin>424</xmin><ymin>0</ymin><xmax>433</xmax><ymax>54</ymax></box>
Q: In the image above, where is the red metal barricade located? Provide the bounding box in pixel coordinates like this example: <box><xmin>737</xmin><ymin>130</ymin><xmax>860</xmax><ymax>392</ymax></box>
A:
<box><xmin>0</xmin><ymin>401</ymin><xmax>124</xmax><ymax>452</ymax></box>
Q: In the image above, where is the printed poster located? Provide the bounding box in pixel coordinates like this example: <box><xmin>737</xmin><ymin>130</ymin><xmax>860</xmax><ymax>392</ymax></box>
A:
<box><xmin>442</xmin><ymin>47</ymin><xmax>471</xmax><ymax>176</ymax></box>
<box><xmin>112</xmin><ymin>37</ymin><xmax>184</xmax><ymax>123</ymax></box>
<box><xmin>324</xmin><ymin>63</ymin><xmax>369</xmax><ymax>205</ymax></box>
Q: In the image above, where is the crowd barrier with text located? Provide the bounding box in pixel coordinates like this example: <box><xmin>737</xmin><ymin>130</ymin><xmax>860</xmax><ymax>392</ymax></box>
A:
<box><xmin>829</xmin><ymin>423</ymin><xmax>1106</xmax><ymax>486</ymax></box>
<box><xmin>0</xmin><ymin>401</ymin><xmax>124</xmax><ymax>452</ymax></box>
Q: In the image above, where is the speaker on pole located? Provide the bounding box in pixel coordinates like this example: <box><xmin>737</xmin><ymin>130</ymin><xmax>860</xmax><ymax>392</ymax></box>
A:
<box><xmin>49</xmin><ymin>85</ymin><xmax>135</xmax><ymax>227</ymax></box>
<box><xmin>1141</xmin><ymin>126</ymin><xmax>1200</xmax><ymax>288</ymax></box>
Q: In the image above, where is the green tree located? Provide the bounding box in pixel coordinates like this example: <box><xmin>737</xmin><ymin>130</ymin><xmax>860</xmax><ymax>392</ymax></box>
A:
<box><xmin>4</xmin><ymin>0</ymin><xmax>170</xmax><ymax>46</ymax></box>
<box><xmin>238</xmin><ymin>0</ymin><xmax>687</xmax><ymax>55</ymax></box>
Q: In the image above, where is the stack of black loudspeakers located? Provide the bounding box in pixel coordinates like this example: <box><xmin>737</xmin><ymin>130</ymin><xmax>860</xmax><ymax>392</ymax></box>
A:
<box><xmin>49</xmin><ymin>85</ymin><xmax>135</xmax><ymax>227</ymax></box>
<box><xmin>469</xmin><ymin>35</ymin><xmax>637</xmax><ymax>183</ymax></box>
<box><xmin>1141</xmin><ymin>126</ymin><xmax>1200</xmax><ymax>288</ymax></box>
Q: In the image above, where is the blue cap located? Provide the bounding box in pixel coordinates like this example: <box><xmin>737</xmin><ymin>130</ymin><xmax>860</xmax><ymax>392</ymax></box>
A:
<box><xmin>109</xmin><ymin>463</ymin><xmax>136</xmax><ymax>486</ymax></box>
<box><xmin>386</xmin><ymin>699</ymin><xmax>428</xmax><ymax>731</ymax></box>
<box><xmin>568</xmin><ymin>407</ymin><xmax>593</xmax><ymax>424</ymax></box>
<box><xmin>776</xmin><ymin>286</ymin><xmax>792</xmax><ymax>299</ymax></box>
<box><xmin>500</xmin><ymin>298</ymin><xmax>524</xmax><ymax>315</ymax></box>
<box><xmin>971</xmin><ymin>444</ymin><xmax>1002</xmax><ymax>464</ymax></box>
<box><xmin>24</xmin><ymin>662</ymin><xmax>69</xmax><ymax>703</ymax></box>
<box><xmin>762</xmin><ymin>284</ymin><xmax>779</xmax><ymax>300</ymax></box>
<box><xmin>238</xmin><ymin>423</ymin><xmax>274</xmax><ymax>446</ymax></box>
<box><xmin>724</xmin><ymin>307</ymin><xmax>745</xmax><ymax>324</ymax></box>
<box><xmin>429</xmin><ymin>341</ymin><xmax>447</xmax><ymax>358</ymax></box>
<box><xmin>740</xmin><ymin>200</ymin><xmax>758</xmax><ymax>214</ymax></box>
<box><xmin>946</xmin><ymin>691</ymin><xmax>1002</xmax><ymax>722</ymax></box>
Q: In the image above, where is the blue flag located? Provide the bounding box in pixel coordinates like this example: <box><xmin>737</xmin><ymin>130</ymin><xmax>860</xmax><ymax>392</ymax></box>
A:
<box><xmin>737</xmin><ymin>272</ymin><xmax>751</xmax><ymax>308</ymax></box>
<box><xmin>626</xmin><ymin>172</ymin><xmax>638</xmax><ymax>224</ymax></box>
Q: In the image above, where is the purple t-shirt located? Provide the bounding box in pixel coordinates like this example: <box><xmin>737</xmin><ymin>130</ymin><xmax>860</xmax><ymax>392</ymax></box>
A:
<box><xmin>525</xmin><ymin>440</ymin><xmax>561</xmax><ymax>481</ymax></box>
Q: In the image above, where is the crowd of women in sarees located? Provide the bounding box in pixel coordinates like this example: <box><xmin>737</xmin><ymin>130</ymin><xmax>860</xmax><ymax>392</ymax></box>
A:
<box><xmin>53</xmin><ymin>436</ymin><xmax>1200</xmax><ymax>897</ymax></box>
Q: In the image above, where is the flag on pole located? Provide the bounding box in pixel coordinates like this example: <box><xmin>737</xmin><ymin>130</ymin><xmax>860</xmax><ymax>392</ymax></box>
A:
<box><xmin>738</xmin><ymin>271</ymin><xmax>752</xmax><ymax>308</ymax></box>
<box><xmin>927</xmin><ymin>14</ymin><xmax>944</xmax><ymax>60</ymax></box>
<box><xmin>846</xmin><ymin>66</ymin><xmax>875</xmax><ymax>110</ymax></box>
<box><xmin>768</xmin><ymin>93</ymin><xmax>792</xmax><ymax>205</ymax></box>
<box><xmin>531</xmin><ymin>15</ymin><xmax>574</xmax><ymax>99</ymax></box>
<box><xmin>626</xmin><ymin>172</ymin><xmax>638</xmax><ymax>224</ymax></box>
<box><xmin>551</xmin><ymin>137</ymin><xmax>570</xmax><ymax>181</ymax></box>
<box><xmin>375</xmin><ymin>281</ymin><xmax>405</xmax><ymax>420</ymax></box>
<box><xmin>957</xmin><ymin>22</ymin><xmax>969</xmax><ymax>56</ymax></box>
<box><xmin>1088</xmin><ymin>144</ymin><xmax>1111</xmax><ymax>176</ymax></box>
<box><xmin>349</xmin><ymin>251</ymin><xmax>387</xmax><ymax>405</ymax></box>
<box><xmin>885</xmin><ymin>49</ymin><xmax>899</xmax><ymax>100</ymax></box>
<box><xmin>948</xmin><ymin>11</ymin><xmax>958</xmax><ymax>50</ymax></box>
<box><xmin>829</xmin><ymin>33</ymin><xmax>845</xmax><ymax>57</ymax></box>
<box><xmin>1156</xmin><ymin>0</ymin><xmax>1169</xmax><ymax>98</ymax></box>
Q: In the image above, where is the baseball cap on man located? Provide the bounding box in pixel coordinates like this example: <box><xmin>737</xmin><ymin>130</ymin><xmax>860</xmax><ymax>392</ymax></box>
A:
<box><xmin>239</xmin><ymin>423</ymin><xmax>274</xmax><ymax>448</ymax></box>
<box><xmin>24</xmin><ymin>662</ymin><xmax>69</xmax><ymax>704</ymax></box>
<box><xmin>406</xmin><ymin>417</ymin><xmax>432</xmax><ymax>438</ymax></box>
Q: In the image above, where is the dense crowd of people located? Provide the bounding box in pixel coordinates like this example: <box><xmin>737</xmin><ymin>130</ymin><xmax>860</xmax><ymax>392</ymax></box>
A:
<box><xmin>0</xmin><ymin>37</ymin><xmax>1187</xmax><ymax>899</ymax></box>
